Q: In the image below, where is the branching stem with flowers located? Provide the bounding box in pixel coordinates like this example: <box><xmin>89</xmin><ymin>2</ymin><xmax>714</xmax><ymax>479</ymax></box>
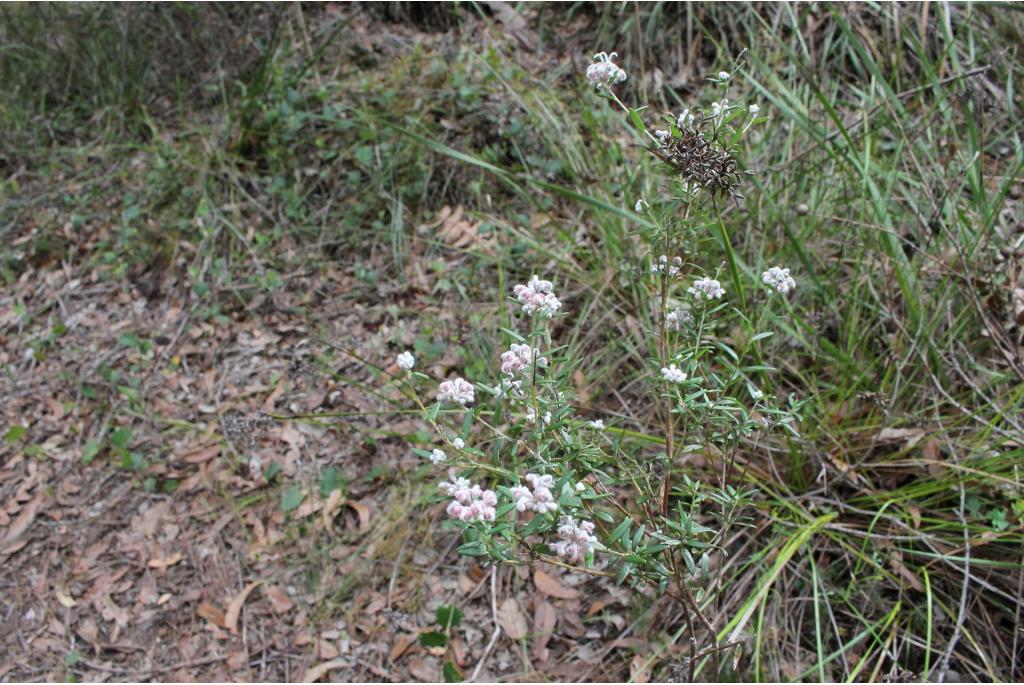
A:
<box><xmin>395</xmin><ymin>50</ymin><xmax>806</xmax><ymax>680</ymax></box>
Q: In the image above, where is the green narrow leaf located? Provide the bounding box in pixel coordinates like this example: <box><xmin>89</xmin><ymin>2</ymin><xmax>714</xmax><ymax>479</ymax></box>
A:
<box><xmin>714</xmin><ymin>214</ymin><xmax>747</xmax><ymax>312</ymax></box>
<box><xmin>682</xmin><ymin>548</ymin><xmax>697</xmax><ymax>576</ymax></box>
<box><xmin>609</xmin><ymin>517</ymin><xmax>632</xmax><ymax>546</ymax></box>
<box><xmin>457</xmin><ymin>541</ymin><xmax>486</xmax><ymax>556</ymax></box>
<box><xmin>628</xmin><ymin>107</ymin><xmax>648</xmax><ymax>135</ymax></box>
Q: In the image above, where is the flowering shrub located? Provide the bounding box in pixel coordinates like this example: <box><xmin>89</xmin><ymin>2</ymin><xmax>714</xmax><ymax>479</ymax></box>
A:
<box><xmin>397</xmin><ymin>52</ymin><xmax>805</xmax><ymax>678</ymax></box>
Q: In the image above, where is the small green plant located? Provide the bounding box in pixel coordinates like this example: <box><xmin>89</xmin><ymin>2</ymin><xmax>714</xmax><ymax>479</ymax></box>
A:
<box><xmin>418</xmin><ymin>603</ymin><xmax>464</xmax><ymax>682</ymax></box>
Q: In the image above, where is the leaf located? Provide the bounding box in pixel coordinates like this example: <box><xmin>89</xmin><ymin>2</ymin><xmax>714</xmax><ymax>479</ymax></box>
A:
<box><xmin>443</xmin><ymin>661</ymin><xmax>463</xmax><ymax>683</ymax></box>
<box><xmin>110</xmin><ymin>427</ymin><xmax>133</xmax><ymax>449</ymax></box>
<box><xmin>1</xmin><ymin>494</ymin><xmax>43</xmax><ymax>550</ymax></box>
<box><xmin>265</xmin><ymin>462</ymin><xmax>282</xmax><ymax>481</ymax></box>
<box><xmin>4</xmin><ymin>425</ymin><xmax>26</xmax><ymax>443</ymax></box>
<box><xmin>300</xmin><ymin>658</ymin><xmax>350</xmax><ymax>683</ymax></box>
<box><xmin>532</xmin><ymin>599</ymin><xmax>557</xmax><ymax>661</ymax></box>
<box><xmin>457</xmin><ymin>541</ymin><xmax>486</xmax><ymax>556</ymax></box>
<box><xmin>389</xmin><ymin>633</ymin><xmax>416</xmax><ymax>661</ymax></box>
<box><xmin>224</xmin><ymin>581</ymin><xmax>262</xmax><ymax>635</ymax></box>
<box><xmin>196</xmin><ymin>601</ymin><xmax>225</xmax><ymax>628</ymax></box>
<box><xmin>497</xmin><ymin>598</ymin><xmax>527</xmax><ymax>640</ymax></box>
<box><xmin>419</xmin><ymin>631</ymin><xmax>447</xmax><ymax>648</ymax></box>
<box><xmin>876</xmin><ymin>427</ymin><xmax>927</xmax><ymax>446</ymax></box>
<box><xmin>628</xmin><ymin>107</ymin><xmax>648</xmax><ymax>136</ymax></box>
<box><xmin>281</xmin><ymin>486</ymin><xmax>304</xmax><ymax>513</ymax></box>
<box><xmin>81</xmin><ymin>439</ymin><xmax>101</xmax><ymax>464</ymax></box>
<box><xmin>345</xmin><ymin>499</ymin><xmax>373</xmax><ymax>533</ymax></box>
<box><xmin>318</xmin><ymin>467</ymin><xmax>347</xmax><ymax>497</ymax></box>
<box><xmin>435</xmin><ymin>604</ymin><xmax>463</xmax><ymax>628</ymax></box>
<box><xmin>147</xmin><ymin>552</ymin><xmax>183</xmax><ymax>570</ymax></box>
<box><xmin>533</xmin><ymin>569</ymin><xmax>578</xmax><ymax>599</ymax></box>
<box><xmin>263</xmin><ymin>585</ymin><xmax>295</xmax><ymax>614</ymax></box>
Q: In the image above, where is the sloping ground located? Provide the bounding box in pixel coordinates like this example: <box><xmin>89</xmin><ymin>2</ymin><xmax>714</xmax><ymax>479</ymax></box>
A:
<box><xmin>3</xmin><ymin>2</ymin><xmax>1024</xmax><ymax>682</ymax></box>
<box><xmin>0</xmin><ymin>256</ymin><xmax>404</xmax><ymax>679</ymax></box>
<box><xmin>0</xmin><ymin>219</ymin><xmax>653</xmax><ymax>683</ymax></box>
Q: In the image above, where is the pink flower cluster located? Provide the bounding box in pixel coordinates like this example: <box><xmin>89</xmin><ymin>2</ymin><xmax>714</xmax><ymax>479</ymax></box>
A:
<box><xmin>513</xmin><ymin>276</ymin><xmax>562</xmax><ymax>318</ymax></box>
<box><xmin>510</xmin><ymin>473</ymin><xmax>559</xmax><ymax>514</ymax></box>
<box><xmin>437</xmin><ymin>377</ymin><xmax>475</xmax><ymax>405</ymax></box>
<box><xmin>688</xmin><ymin>277</ymin><xmax>725</xmax><ymax>302</ymax></box>
<box><xmin>500</xmin><ymin>343</ymin><xmax>546</xmax><ymax>377</ymax></box>
<box><xmin>666</xmin><ymin>307</ymin><xmax>693</xmax><ymax>331</ymax></box>
<box><xmin>651</xmin><ymin>255</ymin><xmax>682</xmax><ymax>277</ymax></box>
<box><xmin>585</xmin><ymin>51</ymin><xmax>627</xmax><ymax>89</ymax></box>
<box><xmin>761</xmin><ymin>266</ymin><xmax>796</xmax><ymax>294</ymax></box>
<box><xmin>440</xmin><ymin>474</ymin><xmax>497</xmax><ymax>522</ymax></box>
<box><xmin>552</xmin><ymin>516</ymin><xmax>599</xmax><ymax>563</ymax></box>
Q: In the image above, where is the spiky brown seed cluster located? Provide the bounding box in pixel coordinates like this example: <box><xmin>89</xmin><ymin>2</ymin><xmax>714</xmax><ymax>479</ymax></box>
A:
<box><xmin>650</xmin><ymin>119</ymin><xmax>749</xmax><ymax>199</ymax></box>
<box><xmin>221</xmin><ymin>410</ymin><xmax>272</xmax><ymax>450</ymax></box>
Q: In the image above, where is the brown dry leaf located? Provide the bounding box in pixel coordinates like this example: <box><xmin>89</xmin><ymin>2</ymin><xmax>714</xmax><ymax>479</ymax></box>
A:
<box><xmin>630</xmin><ymin>653</ymin><xmax>651</xmax><ymax>683</ymax></box>
<box><xmin>457</xmin><ymin>573</ymin><xmax>476</xmax><ymax>595</ymax></box>
<box><xmin>534</xmin><ymin>568</ymin><xmax>578</xmax><ymax>599</ymax></box>
<box><xmin>890</xmin><ymin>552</ymin><xmax>925</xmax><ymax>592</ymax></box>
<box><xmin>280</xmin><ymin>424</ymin><xmax>305</xmax><ymax>448</ymax></box>
<box><xmin>301</xmin><ymin>658</ymin><xmax>350</xmax><ymax>683</ymax></box>
<box><xmin>450</xmin><ymin>636</ymin><xmax>467</xmax><ymax>667</ymax></box>
<box><xmin>136</xmin><ymin>501</ymin><xmax>170</xmax><ymax>537</ymax></box>
<box><xmin>876</xmin><ymin>426</ymin><xmax>927</xmax><ymax>446</ymax></box>
<box><xmin>227</xmin><ymin>651</ymin><xmax>248</xmax><ymax>671</ymax></box>
<box><xmin>224</xmin><ymin>581</ymin><xmax>262</xmax><ymax>634</ymax></box>
<box><xmin>77</xmin><ymin>618</ymin><xmax>101</xmax><ymax>654</ymax></box>
<box><xmin>408</xmin><ymin>657</ymin><xmax>439</xmax><ymax>682</ymax></box>
<box><xmin>182</xmin><ymin>443</ymin><xmax>221</xmax><ymax>464</ymax></box>
<box><xmin>262</xmin><ymin>379</ymin><xmax>286</xmax><ymax>412</ymax></box>
<box><xmin>1</xmin><ymin>493</ymin><xmax>43</xmax><ymax>549</ymax></box>
<box><xmin>197</xmin><ymin>601</ymin><xmax>226</xmax><ymax>628</ymax></box>
<box><xmin>497</xmin><ymin>597</ymin><xmax>528</xmax><ymax>640</ymax></box>
<box><xmin>294</xmin><ymin>497</ymin><xmax>323</xmax><ymax>519</ymax></box>
<box><xmin>921</xmin><ymin>439</ymin><xmax>945</xmax><ymax>478</ymax></box>
<box><xmin>532</xmin><ymin>599</ymin><xmax>557</xmax><ymax>662</ymax></box>
<box><xmin>826</xmin><ymin>451</ymin><xmax>866</xmax><ymax>487</ymax></box>
<box><xmin>305</xmin><ymin>389</ymin><xmax>327</xmax><ymax>412</ymax></box>
<box><xmin>389</xmin><ymin>633</ymin><xmax>416</xmax><ymax>662</ymax></box>
<box><xmin>428</xmin><ymin>205</ymin><xmax>494</xmax><ymax>253</ymax></box>
<box><xmin>99</xmin><ymin>592</ymin><xmax>129</xmax><ymax>627</ymax></box>
<box><xmin>318</xmin><ymin>636</ymin><xmax>339</xmax><ymax>660</ymax></box>
<box><xmin>147</xmin><ymin>552</ymin><xmax>183</xmax><ymax>570</ymax></box>
<box><xmin>908</xmin><ymin>506</ymin><xmax>922</xmax><ymax>529</ymax></box>
<box><xmin>263</xmin><ymin>585</ymin><xmax>294</xmax><ymax>614</ymax></box>
<box><xmin>346</xmin><ymin>499</ymin><xmax>372</xmax><ymax>533</ymax></box>
<box><xmin>572</xmin><ymin>369</ymin><xmax>592</xmax><ymax>406</ymax></box>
